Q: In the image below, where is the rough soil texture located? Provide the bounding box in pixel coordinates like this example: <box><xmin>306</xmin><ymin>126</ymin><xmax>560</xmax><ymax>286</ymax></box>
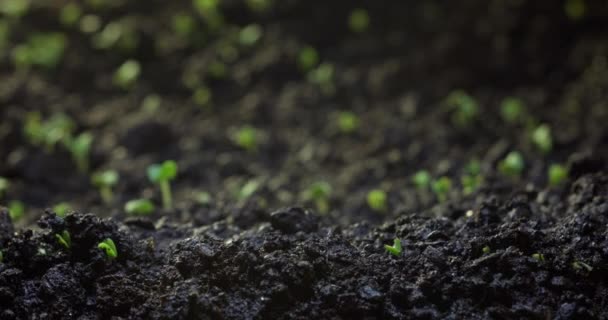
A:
<box><xmin>1</xmin><ymin>0</ymin><xmax>608</xmax><ymax>319</ymax></box>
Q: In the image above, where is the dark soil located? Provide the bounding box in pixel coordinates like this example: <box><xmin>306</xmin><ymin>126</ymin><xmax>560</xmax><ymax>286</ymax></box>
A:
<box><xmin>1</xmin><ymin>0</ymin><xmax>608</xmax><ymax>319</ymax></box>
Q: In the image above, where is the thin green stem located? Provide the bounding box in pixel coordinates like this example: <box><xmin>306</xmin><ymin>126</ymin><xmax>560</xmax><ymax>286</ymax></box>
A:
<box><xmin>160</xmin><ymin>180</ymin><xmax>172</xmax><ymax>210</ymax></box>
<box><xmin>100</xmin><ymin>187</ymin><xmax>113</xmax><ymax>204</ymax></box>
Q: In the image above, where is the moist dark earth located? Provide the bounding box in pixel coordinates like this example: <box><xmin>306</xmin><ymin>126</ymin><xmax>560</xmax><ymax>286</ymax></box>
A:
<box><xmin>1</xmin><ymin>0</ymin><xmax>608</xmax><ymax>319</ymax></box>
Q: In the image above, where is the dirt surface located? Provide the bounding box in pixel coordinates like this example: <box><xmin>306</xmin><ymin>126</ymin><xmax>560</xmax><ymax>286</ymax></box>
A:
<box><xmin>1</xmin><ymin>0</ymin><xmax>608</xmax><ymax>319</ymax></box>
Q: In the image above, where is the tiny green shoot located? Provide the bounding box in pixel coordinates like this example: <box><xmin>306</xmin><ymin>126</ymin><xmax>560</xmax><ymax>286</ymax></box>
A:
<box><xmin>125</xmin><ymin>199</ymin><xmax>155</xmax><ymax>216</ymax></box>
<box><xmin>193</xmin><ymin>86</ymin><xmax>212</xmax><ymax>107</ymax></box>
<box><xmin>532</xmin><ymin>253</ymin><xmax>545</xmax><ymax>262</ymax></box>
<box><xmin>55</xmin><ymin>230</ymin><xmax>71</xmax><ymax>249</ymax></box>
<box><xmin>500</xmin><ymin>97</ymin><xmax>525</xmax><ymax>124</ymax></box>
<box><xmin>548</xmin><ymin>164</ymin><xmax>568</xmax><ymax>186</ymax></box>
<box><xmin>572</xmin><ymin>261</ymin><xmax>593</xmax><ymax>272</ymax></box>
<box><xmin>445</xmin><ymin>90</ymin><xmax>478</xmax><ymax>127</ymax></box>
<box><xmin>461</xmin><ymin>174</ymin><xmax>482</xmax><ymax>196</ymax></box>
<box><xmin>337</xmin><ymin>111</ymin><xmax>359</xmax><ymax>134</ymax></box>
<box><xmin>239</xmin><ymin>24</ymin><xmax>263</xmax><ymax>46</ymax></box>
<box><xmin>367</xmin><ymin>189</ymin><xmax>387</xmax><ymax>212</ymax></box>
<box><xmin>53</xmin><ymin>202</ymin><xmax>70</xmax><ymax>218</ymax></box>
<box><xmin>307</xmin><ymin>63</ymin><xmax>335</xmax><ymax>94</ymax></box>
<box><xmin>12</xmin><ymin>33</ymin><xmax>67</xmax><ymax>69</ymax></box>
<box><xmin>98</xmin><ymin>238</ymin><xmax>117</xmax><ymax>260</ymax></box>
<box><xmin>412</xmin><ymin>170</ymin><xmax>431</xmax><ymax>190</ymax></box>
<box><xmin>147</xmin><ymin>160</ymin><xmax>178</xmax><ymax>210</ymax></box>
<box><xmin>92</xmin><ymin>170</ymin><xmax>119</xmax><ymax>204</ymax></box>
<box><xmin>238</xmin><ymin>179</ymin><xmax>260</xmax><ymax>201</ymax></box>
<box><xmin>531</xmin><ymin>124</ymin><xmax>553</xmax><ymax>154</ymax></box>
<box><xmin>348</xmin><ymin>8</ymin><xmax>370</xmax><ymax>33</ymax></box>
<box><xmin>233</xmin><ymin>126</ymin><xmax>258</xmax><ymax>152</ymax></box>
<box><xmin>432</xmin><ymin>176</ymin><xmax>452</xmax><ymax>202</ymax></box>
<box><xmin>384</xmin><ymin>238</ymin><xmax>402</xmax><ymax>256</ymax></box>
<box><xmin>60</xmin><ymin>3</ymin><xmax>82</xmax><ymax>27</ymax></box>
<box><xmin>303</xmin><ymin>181</ymin><xmax>332</xmax><ymax>214</ymax></box>
<box><xmin>498</xmin><ymin>151</ymin><xmax>525</xmax><ymax>177</ymax></box>
<box><xmin>298</xmin><ymin>46</ymin><xmax>319</xmax><ymax>71</ymax></box>
<box><xmin>113</xmin><ymin>59</ymin><xmax>141</xmax><ymax>89</ymax></box>
<box><xmin>172</xmin><ymin>13</ymin><xmax>196</xmax><ymax>37</ymax></box>
<box><xmin>0</xmin><ymin>177</ymin><xmax>9</xmax><ymax>199</ymax></box>
<box><xmin>64</xmin><ymin>132</ymin><xmax>93</xmax><ymax>173</ymax></box>
<box><xmin>0</xmin><ymin>0</ymin><xmax>29</xmax><ymax>18</ymax></box>
<box><xmin>482</xmin><ymin>246</ymin><xmax>491</xmax><ymax>254</ymax></box>
<box><xmin>8</xmin><ymin>200</ymin><xmax>24</xmax><ymax>221</ymax></box>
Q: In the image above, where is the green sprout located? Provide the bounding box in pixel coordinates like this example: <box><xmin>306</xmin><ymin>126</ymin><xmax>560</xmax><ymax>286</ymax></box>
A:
<box><xmin>548</xmin><ymin>164</ymin><xmax>569</xmax><ymax>186</ymax></box>
<box><xmin>60</xmin><ymin>3</ymin><xmax>82</xmax><ymax>26</ymax></box>
<box><xmin>125</xmin><ymin>199</ymin><xmax>155</xmax><ymax>216</ymax></box>
<box><xmin>565</xmin><ymin>0</ymin><xmax>585</xmax><ymax>21</ymax></box>
<box><xmin>384</xmin><ymin>238</ymin><xmax>402</xmax><ymax>256</ymax></box>
<box><xmin>64</xmin><ymin>132</ymin><xmax>93</xmax><ymax>173</ymax></box>
<box><xmin>8</xmin><ymin>200</ymin><xmax>24</xmax><ymax>221</ymax></box>
<box><xmin>572</xmin><ymin>261</ymin><xmax>593</xmax><ymax>272</ymax></box>
<box><xmin>412</xmin><ymin>170</ymin><xmax>431</xmax><ymax>191</ymax></box>
<box><xmin>532</xmin><ymin>253</ymin><xmax>545</xmax><ymax>262</ymax></box>
<box><xmin>98</xmin><ymin>238</ymin><xmax>117</xmax><ymax>260</ymax></box>
<box><xmin>172</xmin><ymin>13</ymin><xmax>196</xmax><ymax>37</ymax></box>
<box><xmin>348</xmin><ymin>8</ymin><xmax>370</xmax><ymax>33</ymax></box>
<box><xmin>238</xmin><ymin>179</ymin><xmax>260</xmax><ymax>201</ymax></box>
<box><xmin>92</xmin><ymin>170</ymin><xmax>119</xmax><ymax>204</ymax></box>
<box><xmin>12</xmin><ymin>33</ymin><xmax>67</xmax><ymax>69</ymax></box>
<box><xmin>193</xmin><ymin>191</ymin><xmax>212</xmax><ymax>205</ymax></box>
<box><xmin>482</xmin><ymin>246</ymin><xmax>491</xmax><ymax>254</ymax></box>
<box><xmin>233</xmin><ymin>126</ymin><xmax>259</xmax><ymax>152</ymax></box>
<box><xmin>337</xmin><ymin>111</ymin><xmax>359</xmax><ymax>134</ymax></box>
<box><xmin>246</xmin><ymin>0</ymin><xmax>273</xmax><ymax>12</ymax></box>
<box><xmin>53</xmin><ymin>202</ymin><xmax>70</xmax><ymax>218</ymax></box>
<box><xmin>461</xmin><ymin>159</ymin><xmax>483</xmax><ymax>195</ymax></box>
<box><xmin>0</xmin><ymin>0</ymin><xmax>29</xmax><ymax>18</ymax></box>
<box><xmin>298</xmin><ymin>46</ymin><xmax>319</xmax><ymax>71</ymax></box>
<box><xmin>531</xmin><ymin>124</ymin><xmax>553</xmax><ymax>154</ymax></box>
<box><xmin>193</xmin><ymin>86</ymin><xmax>212</xmax><ymax>107</ymax></box>
<box><xmin>303</xmin><ymin>181</ymin><xmax>332</xmax><ymax>214</ymax></box>
<box><xmin>24</xmin><ymin>112</ymin><xmax>75</xmax><ymax>152</ymax></box>
<box><xmin>445</xmin><ymin>90</ymin><xmax>478</xmax><ymax>127</ymax></box>
<box><xmin>498</xmin><ymin>151</ymin><xmax>525</xmax><ymax>177</ymax></box>
<box><xmin>147</xmin><ymin>160</ymin><xmax>178</xmax><ymax>210</ymax></box>
<box><xmin>307</xmin><ymin>63</ymin><xmax>335</xmax><ymax>95</ymax></box>
<box><xmin>431</xmin><ymin>176</ymin><xmax>452</xmax><ymax>202</ymax></box>
<box><xmin>113</xmin><ymin>59</ymin><xmax>141</xmax><ymax>89</ymax></box>
<box><xmin>239</xmin><ymin>24</ymin><xmax>263</xmax><ymax>46</ymax></box>
<box><xmin>55</xmin><ymin>230</ymin><xmax>71</xmax><ymax>249</ymax></box>
<box><xmin>367</xmin><ymin>189</ymin><xmax>387</xmax><ymax>212</ymax></box>
<box><xmin>193</xmin><ymin>0</ymin><xmax>224</xmax><ymax>30</ymax></box>
<box><xmin>500</xmin><ymin>97</ymin><xmax>526</xmax><ymax>124</ymax></box>
<box><xmin>0</xmin><ymin>176</ymin><xmax>9</xmax><ymax>199</ymax></box>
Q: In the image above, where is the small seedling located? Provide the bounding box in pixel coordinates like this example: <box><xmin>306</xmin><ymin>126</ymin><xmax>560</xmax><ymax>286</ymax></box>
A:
<box><xmin>298</xmin><ymin>46</ymin><xmax>319</xmax><ymax>71</ymax></box>
<box><xmin>8</xmin><ymin>200</ymin><xmax>24</xmax><ymax>221</ymax></box>
<box><xmin>482</xmin><ymin>246</ymin><xmax>491</xmax><ymax>254</ymax></box>
<box><xmin>24</xmin><ymin>112</ymin><xmax>75</xmax><ymax>152</ymax></box>
<box><xmin>60</xmin><ymin>3</ymin><xmax>82</xmax><ymax>26</ymax></box>
<box><xmin>531</xmin><ymin>124</ymin><xmax>553</xmax><ymax>154</ymax></box>
<box><xmin>172</xmin><ymin>13</ymin><xmax>196</xmax><ymax>37</ymax></box>
<box><xmin>532</xmin><ymin>253</ymin><xmax>545</xmax><ymax>262</ymax></box>
<box><xmin>498</xmin><ymin>151</ymin><xmax>525</xmax><ymax>177</ymax></box>
<box><xmin>53</xmin><ymin>202</ymin><xmax>70</xmax><ymax>218</ymax></box>
<box><xmin>193</xmin><ymin>191</ymin><xmax>212</xmax><ymax>205</ymax></box>
<box><xmin>233</xmin><ymin>126</ymin><xmax>258</xmax><ymax>152</ymax></box>
<box><xmin>55</xmin><ymin>230</ymin><xmax>71</xmax><ymax>249</ymax></box>
<box><xmin>303</xmin><ymin>181</ymin><xmax>332</xmax><ymax>214</ymax></box>
<box><xmin>238</xmin><ymin>179</ymin><xmax>260</xmax><ymax>201</ymax></box>
<box><xmin>461</xmin><ymin>174</ymin><xmax>482</xmax><ymax>195</ymax></box>
<box><xmin>412</xmin><ymin>170</ymin><xmax>431</xmax><ymax>190</ymax></box>
<box><xmin>307</xmin><ymin>63</ymin><xmax>335</xmax><ymax>94</ymax></box>
<box><xmin>239</xmin><ymin>24</ymin><xmax>263</xmax><ymax>46</ymax></box>
<box><xmin>0</xmin><ymin>0</ymin><xmax>29</xmax><ymax>17</ymax></box>
<box><xmin>64</xmin><ymin>132</ymin><xmax>93</xmax><ymax>173</ymax></box>
<box><xmin>367</xmin><ymin>189</ymin><xmax>387</xmax><ymax>212</ymax></box>
<box><xmin>246</xmin><ymin>0</ymin><xmax>272</xmax><ymax>12</ymax></box>
<box><xmin>0</xmin><ymin>177</ymin><xmax>9</xmax><ymax>199</ymax></box>
<box><xmin>500</xmin><ymin>97</ymin><xmax>525</xmax><ymax>124</ymax></box>
<box><xmin>113</xmin><ymin>59</ymin><xmax>141</xmax><ymax>89</ymax></box>
<box><xmin>193</xmin><ymin>86</ymin><xmax>212</xmax><ymax>107</ymax></box>
<box><xmin>348</xmin><ymin>8</ymin><xmax>370</xmax><ymax>33</ymax></box>
<box><xmin>445</xmin><ymin>90</ymin><xmax>478</xmax><ymax>127</ymax></box>
<box><xmin>92</xmin><ymin>170</ymin><xmax>119</xmax><ymax>204</ymax></box>
<box><xmin>98</xmin><ymin>238</ymin><xmax>117</xmax><ymax>260</ymax></box>
<box><xmin>432</xmin><ymin>176</ymin><xmax>452</xmax><ymax>202</ymax></box>
<box><xmin>147</xmin><ymin>160</ymin><xmax>178</xmax><ymax>210</ymax></box>
<box><xmin>384</xmin><ymin>238</ymin><xmax>402</xmax><ymax>256</ymax></box>
<box><xmin>12</xmin><ymin>33</ymin><xmax>67</xmax><ymax>69</ymax></box>
<box><xmin>572</xmin><ymin>261</ymin><xmax>593</xmax><ymax>272</ymax></box>
<box><xmin>548</xmin><ymin>164</ymin><xmax>568</xmax><ymax>186</ymax></box>
<box><xmin>337</xmin><ymin>111</ymin><xmax>359</xmax><ymax>134</ymax></box>
<box><xmin>125</xmin><ymin>199</ymin><xmax>155</xmax><ymax>216</ymax></box>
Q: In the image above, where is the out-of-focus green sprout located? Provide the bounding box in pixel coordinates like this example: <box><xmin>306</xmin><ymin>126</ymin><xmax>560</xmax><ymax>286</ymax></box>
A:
<box><xmin>53</xmin><ymin>202</ymin><xmax>70</xmax><ymax>218</ymax></box>
<box><xmin>0</xmin><ymin>177</ymin><xmax>9</xmax><ymax>199</ymax></box>
<box><xmin>246</xmin><ymin>0</ymin><xmax>273</xmax><ymax>12</ymax></box>
<box><xmin>233</xmin><ymin>126</ymin><xmax>259</xmax><ymax>152</ymax></box>
<box><xmin>461</xmin><ymin>159</ymin><xmax>483</xmax><ymax>195</ymax></box>
<box><xmin>298</xmin><ymin>46</ymin><xmax>319</xmax><ymax>71</ymax></box>
<box><xmin>64</xmin><ymin>132</ymin><xmax>93</xmax><ymax>173</ymax></box>
<box><xmin>125</xmin><ymin>199</ymin><xmax>155</xmax><ymax>216</ymax></box>
<box><xmin>367</xmin><ymin>189</ymin><xmax>387</xmax><ymax>212</ymax></box>
<box><xmin>532</xmin><ymin>253</ymin><xmax>545</xmax><ymax>262</ymax></box>
<box><xmin>565</xmin><ymin>0</ymin><xmax>585</xmax><ymax>21</ymax></box>
<box><xmin>498</xmin><ymin>151</ymin><xmax>525</xmax><ymax>177</ymax></box>
<box><xmin>8</xmin><ymin>200</ymin><xmax>24</xmax><ymax>221</ymax></box>
<box><xmin>79</xmin><ymin>14</ymin><xmax>101</xmax><ymax>34</ymax></box>
<box><xmin>92</xmin><ymin>170</ymin><xmax>119</xmax><ymax>204</ymax></box>
<box><xmin>207</xmin><ymin>60</ymin><xmax>227</xmax><ymax>79</ymax></box>
<box><xmin>141</xmin><ymin>94</ymin><xmax>162</xmax><ymax>113</ymax></box>
<box><xmin>147</xmin><ymin>160</ymin><xmax>178</xmax><ymax>210</ymax></box>
<box><xmin>12</xmin><ymin>33</ymin><xmax>67</xmax><ymax>69</ymax></box>
<box><xmin>445</xmin><ymin>90</ymin><xmax>478</xmax><ymax>127</ymax></box>
<box><xmin>193</xmin><ymin>0</ymin><xmax>224</xmax><ymax>30</ymax></box>
<box><xmin>432</xmin><ymin>176</ymin><xmax>452</xmax><ymax>202</ymax></box>
<box><xmin>172</xmin><ymin>13</ymin><xmax>196</xmax><ymax>37</ymax></box>
<box><xmin>337</xmin><ymin>111</ymin><xmax>359</xmax><ymax>134</ymax></box>
<box><xmin>303</xmin><ymin>181</ymin><xmax>332</xmax><ymax>214</ymax></box>
<box><xmin>308</xmin><ymin>63</ymin><xmax>334</xmax><ymax>94</ymax></box>
<box><xmin>348</xmin><ymin>8</ymin><xmax>370</xmax><ymax>33</ymax></box>
<box><xmin>412</xmin><ymin>170</ymin><xmax>431</xmax><ymax>191</ymax></box>
<box><xmin>113</xmin><ymin>59</ymin><xmax>141</xmax><ymax>89</ymax></box>
<box><xmin>531</xmin><ymin>124</ymin><xmax>553</xmax><ymax>154</ymax></box>
<box><xmin>238</xmin><ymin>179</ymin><xmax>260</xmax><ymax>201</ymax></box>
<box><xmin>24</xmin><ymin>112</ymin><xmax>76</xmax><ymax>152</ymax></box>
<box><xmin>55</xmin><ymin>230</ymin><xmax>71</xmax><ymax>249</ymax></box>
<box><xmin>239</xmin><ymin>24</ymin><xmax>263</xmax><ymax>46</ymax></box>
<box><xmin>193</xmin><ymin>86</ymin><xmax>212</xmax><ymax>107</ymax></box>
<box><xmin>572</xmin><ymin>261</ymin><xmax>593</xmax><ymax>272</ymax></box>
<box><xmin>0</xmin><ymin>0</ymin><xmax>29</xmax><ymax>18</ymax></box>
<box><xmin>482</xmin><ymin>246</ymin><xmax>491</xmax><ymax>254</ymax></box>
<box><xmin>60</xmin><ymin>3</ymin><xmax>82</xmax><ymax>26</ymax></box>
<box><xmin>500</xmin><ymin>97</ymin><xmax>526</xmax><ymax>124</ymax></box>
<box><xmin>548</xmin><ymin>164</ymin><xmax>569</xmax><ymax>186</ymax></box>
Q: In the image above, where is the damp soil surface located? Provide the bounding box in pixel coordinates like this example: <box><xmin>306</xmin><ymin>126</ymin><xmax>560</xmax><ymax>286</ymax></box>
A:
<box><xmin>1</xmin><ymin>0</ymin><xmax>608</xmax><ymax>319</ymax></box>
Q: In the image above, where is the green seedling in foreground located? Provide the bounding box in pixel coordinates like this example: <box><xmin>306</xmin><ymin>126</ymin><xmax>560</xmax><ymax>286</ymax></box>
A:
<box><xmin>500</xmin><ymin>97</ymin><xmax>526</xmax><ymax>124</ymax></box>
<box><xmin>233</xmin><ymin>126</ymin><xmax>259</xmax><ymax>152</ymax></box>
<box><xmin>98</xmin><ymin>238</ymin><xmax>117</xmax><ymax>260</ymax></box>
<box><xmin>113</xmin><ymin>59</ymin><xmax>141</xmax><ymax>89</ymax></box>
<box><xmin>482</xmin><ymin>246</ymin><xmax>491</xmax><ymax>254</ymax></box>
<box><xmin>307</xmin><ymin>63</ymin><xmax>335</xmax><ymax>95</ymax></box>
<box><xmin>412</xmin><ymin>170</ymin><xmax>431</xmax><ymax>190</ymax></box>
<box><xmin>572</xmin><ymin>261</ymin><xmax>593</xmax><ymax>272</ymax></box>
<box><xmin>64</xmin><ymin>132</ymin><xmax>93</xmax><ymax>173</ymax></box>
<box><xmin>0</xmin><ymin>177</ymin><xmax>9</xmax><ymax>199</ymax></box>
<box><xmin>498</xmin><ymin>151</ymin><xmax>525</xmax><ymax>177</ymax></box>
<box><xmin>0</xmin><ymin>0</ymin><xmax>29</xmax><ymax>17</ymax></box>
<box><xmin>60</xmin><ymin>3</ymin><xmax>82</xmax><ymax>26</ymax></box>
<box><xmin>92</xmin><ymin>170</ymin><xmax>119</xmax><ymax>204</ymax></box>
<box><xmin>461</xmin><ymin>159</ymin><xmax>483</xmax><ymax>195</ymax></box>
<box><xmin>298</xmin><ymin>46</ymin><xmax>319</xmax><ymax>71</ymax></box>
<box><xmin>193</xmin><ymin>86</ymin><xmax>212</xmax><ymax>107</ymax></box>
<box><xmin>337</xmin><ymin>111</ymin><xmax>359</xmax><ymax>134</ymax></box>
<box><xmin>239</xmin><ymin>24</ymin><xmax>263</xmax><ymax>46</ymax></box>
<box><xmin>9</xmin><ymin>201</ymin><xmax>24</xmax><ymax>221</ymax></box>
<box><xmin>125</xmin><ymin>199</ymin><xmax>155</xmax><ymax>216</ymax></box>
<box><xmin>384</xmin><ymin>238</ymin><xmax>402</xmax><ymax>256</ymax></box>
<box><xmin>532</xmin><ymin>253</ymin><xmax>545</xmax><ymax>262</ymax></box>
<box><xmin>367</xmin><ymin>189</ymin><xmax>387</xmax><ymax>212</ymax></box>
<box><xmin>531</xmin><ymin>124</ymin><xmax>553</xmax><ymax>154</ymax></box>
<box><xmin>238</xmin><ymin>179</ymin><xmax>260</xmax><ymax>201</ymax></box>
<box><xmin>12</xmin><ymin>32</ymin><xmax>67</xmax><ymax>69</ymax></box>
<box><xmin>348</xmin><ymin>8</ymin><xmax>370</xmax><ymax>33</ymax></box>
<box><xmin>147</xmin><ymin>160</ymin><xmax>178</xmax><ymax>210</ymax></box>
<box><xmin>548</xmin><ymin>164</ymin><xmax>569</xmax><ymax>186</ymax></box>
<box><xmin>432</xmin><ymin>176</ymin><xmax>452</xmax><ymax>202</ymax></box>
<box><xmin>24</xmin><ymin>112</ymin><xmax>75</xmax><ymax>152</ymax></box>
<box><xmin>172</xmin><ymin>13</ymin><xmax>196</xmax><ymax>37</ymax></box>
<box><xmin>55</xmin><ymin>230</ymin><xmax>71</xmax><ymax>249</ymax></box>
<box><xmin>445</xmin><ymin>90</ymin><xmax>478</xmax><ymax>127</ymax></box>
<box><xmin>53</xmin><ymin>202</ymin><xmax>70</xmax><ymax>218</ymax></box>
<box><xmin>303</xmin><ymin>181</ymin><xmax>332</xmax><ymax>214</ymax></box>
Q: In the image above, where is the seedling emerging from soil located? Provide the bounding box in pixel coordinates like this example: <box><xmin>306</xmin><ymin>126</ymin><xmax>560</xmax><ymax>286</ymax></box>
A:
<box><xmin>572</xmin><ymin>261</ymin><xmax>593</xmax><ymax>272</ymax></box>
<box><xmin>384</xmin><ymin>238</ymin><xmax>402</xmax><ymax>256</ymax></box>
<box><xmin>172</xmin><ymin>13</ymin><xmax>196</xmax><ymax>37</ymax></box>
<box><xmin>531</xmin><ymin>124</ymin><xmax>553</xmax><ymax>154</ymax></box>
<box><xmin>348</xmin><ymin>9</ymin><xmax>370</xmax><ymax>33</ymax></box>
<box><xmin>92</xmin><ymin>170</ymin><xmax>119</xmax><ymax>204</ymax></box>
<box><xmin>238</xmin><ymin>180</ymin><xmax>260</xmax><ymax>201</ymax></box>
<box><xmin>239</xmin><ymin>24</ymin><xmax>263</xmax><ymax>46</ymax></box>
<box><xmin>60</xmin><ymin>3</ymin><xmax>82</xmax><ymax>27</ymax></box>
<box><xmin>0</xmin><ymin>177</ymin><xmax>9</xmax><ymax>199</ymax></box>
<box><xmin>113</xmin><ymin>59</ymin><xmax>141</xmax><ymax>89</ymax></box>
<box><xmin>298</xmin><ymin>46</ymin><xmax>319</xmax><ymax>71</ymax></box>
<box><xmin>55</xmin><ymin>230</ymin><xmax>71</xmax><ymax>249</ymax></box>
<box><xmin>367</xmin><ymin>189</ymin><xmax>387</xmax><ymax>212</ymax></box>
<box><xmin>307</xmin><ymin>63</ymin><xmax>335</xmax><ymax>94</ymax></box>
<box><xmin>482</xmin><ymin>246</ymin><xmax>491</xmax><ymax>254</ymax></box>
<box><xmin>53</xmin><ymin>203</ymin><xmax>70</xmax><ymax>218</ymax></box>
<box><xmin>0</xmin><ymin>0</ymin><xmax>29</xmax><ymax>17</ymax></box>
<box><xmin>338</xmin><ymin>111</ymin><xmax>359</xmax><ymax>134</ymax></box>
<box><xmin>500</xmin><ymin>97</ymin><xmax>525</xmax><ymax>124</ymax></box>
<box><xmin>98</xmin><ymin>238</ymin><xmax>117</xmax><ymax>260</ymax></box>
<box><xmin>462</xmin><ymin>159</ymin><xmax>483</xmax><ymax>195</ymax></box>
<box><xmin>233</xmin><ymin>126</ymin><xmax>258</xmax><ymax>152</ymax></box>
<box><xmin>412</xmin><ymin>170</ymin><xmax>431</xmax><ymax>190</ymax></box>
<box><xmin>12</xmin><ymin>33</ymin><xmax>67</xmax><ymax>69</ymax></box>
<box><xmin>193</xmin><ymin>86</ymin><xmax>212</xmax><ymax>107</ymax></box>
<box><xmin>445</xmin><ymin>90</ymin><xmax>478</xmax><ymax>127</ymax></box>
<box><xmin>24</xmin><ymin>112</ymin><xmax>75</xmax><ymax>152</ymax></box>
<box><xmin>532</xmin><ymin>253</ymin><xmax>545</xmax><ymax>262</ymax></box>
<box><xmin>303</xmin><ymin>181</ymin><xmax>332</xmax><ymax>214</ymax></box>
<box><xmin>432</xmin><ymin>177</ymin><xmax>452</xmax><ymax>202</ymax></box>
<box><xmin>9</xmin><ymin>200</ymin><xmax>24</xmax><ymax>221</ymax></box>
<box><xmin>498</xmin><ymin>151</ymin><xmax>524</xmax><ymax>177</ymax></box>
<box><xmin>125</xmin><ymin>199</ymin><xmax>155</xmax><ymax>216</ymax></box>
<box><xmin>64</xmin><ymin>132</ymin><xmax>93</xmax><ymax>173</ymax></box>
<box><xmin>147</xmin><ymin>160</ymin><xmax>178</xmax><ymax>210</ymax></box>
<box><xmin>548</xmin><ymin>164</ymin><xmax>568</xmax><ymax>186</ymax></box>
